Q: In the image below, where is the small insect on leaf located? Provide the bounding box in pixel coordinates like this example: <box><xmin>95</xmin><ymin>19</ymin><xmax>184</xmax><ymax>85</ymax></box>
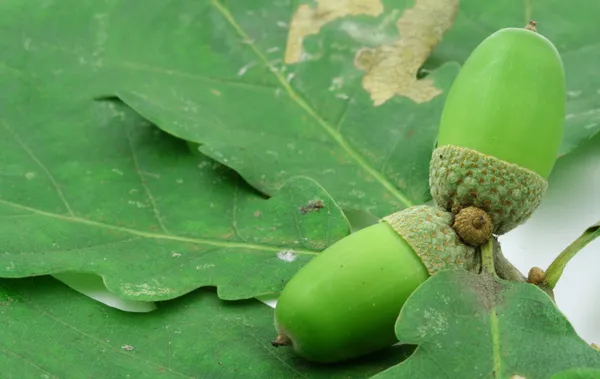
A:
<box><xmin>299</xmin><ymin>199</ymin><xmax>325</xmax><ymax>214</ymax></box>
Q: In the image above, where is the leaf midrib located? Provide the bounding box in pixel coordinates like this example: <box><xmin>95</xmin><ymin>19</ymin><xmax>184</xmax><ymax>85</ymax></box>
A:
<box><xmin>0</xmin><ymin>199</ymin><xmax>317</xmax><ymax>256</ymax></box>
<box><xmin>210</xmin><ymin>0</ymin><xmax>414</xmax><ymax>209</ymax></box>
<box><xmin>490</xmin><ymin>307</ymin><xmax>502</xmax><ymax>378</ymax></box>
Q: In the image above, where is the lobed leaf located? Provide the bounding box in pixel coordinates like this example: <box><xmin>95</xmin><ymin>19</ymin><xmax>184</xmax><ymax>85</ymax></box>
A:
<box><xmin>0</xmin><ymin>80</ymin><xmax>350</xmax><ymax>301</ymax></box>
<box><xmin>0</xmin><ymin>0</ymin><xmax>463</xmax><ymax>217</ymax></box>
<box><xmin>0</xmin><ymin>276</ymin><xmax>413</xmax><ymax>378</ymax></box>
<box><xmin>371</xmin><ymin>270</ymin><xmax>600</xmax><ymax>379</ymax></box>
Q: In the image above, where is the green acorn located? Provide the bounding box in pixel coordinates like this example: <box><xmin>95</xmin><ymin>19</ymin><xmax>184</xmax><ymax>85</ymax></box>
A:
<box><xmin>272</xmin><ymin>205</ymin><xmax>479</xmax><ymax>363</ymax></box>
<box><xmin>430</xmin><ymin>21</ymin><xmax>566</xmax><ymax>235</ymax></box>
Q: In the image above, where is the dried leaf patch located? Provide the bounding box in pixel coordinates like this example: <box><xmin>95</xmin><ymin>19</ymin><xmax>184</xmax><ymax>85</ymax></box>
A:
<box><xmin>355</xmin><ymin>0</ymin><xmax>458</xmax><ymax>105</ymax></box>
<box><xmin>285</xmin><ymin>0</ymin><xmax>383</xmax><ymax>64</ymax></box>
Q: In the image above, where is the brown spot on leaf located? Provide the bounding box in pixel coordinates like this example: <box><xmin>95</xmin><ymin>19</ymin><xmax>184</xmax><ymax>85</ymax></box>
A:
<box><xmin>253</xmin><ymin>210</ymin><xmax>261</xmax><ymax>217</ymax></box>
<box><xmin>354</xmin><ymin>0</ymin><xmax>459</xmax><ymax>105</ymax></box>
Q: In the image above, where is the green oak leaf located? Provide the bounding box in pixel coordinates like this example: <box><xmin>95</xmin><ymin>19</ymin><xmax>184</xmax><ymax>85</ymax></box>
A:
<box><xmin>0</xmin><ymin>81</ymin><xmax>350</xmax><ymax>302</ymax></box>
<box><xmin>0</xmin><ymin>0</ymin><xmax>463</xmax><ymax>217</ymax></box>
<box><xmin>1</xmin><ymin>1</ymin><xmax>595</xmax><ymax>219</ymax></box>
<box><xmin>53</xmin><ymin>272</ymin><xmax>158</xmax><ymax>313</ymax></box>
<box><xmin>424</xmin><ymin>0</ymin><xmax>600</xmax><ymax>156</ymax></box>
<box><xmin>0</xmin><ymin>276</ymin><xmax>414</xmax><ymax>378</ymax></box>
<box><xmin>371</xmin><ymin>270</ymin><xmax>600</xmax><ymax>379</ymax></box>
<box><xmin>551</xmin><ymin>368</ymin><xmax>600</xmax><ymax>379</ymax></box>
<box><xmin>112</xmin><ymin>0</ymin><xmax>461</xmax><ymax>217</ymax></box>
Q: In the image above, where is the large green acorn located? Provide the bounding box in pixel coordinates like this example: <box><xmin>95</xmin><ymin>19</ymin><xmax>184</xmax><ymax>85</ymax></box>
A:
<box><xmin>430</xmin><ymin>21</ymin><xmax>566</xmax><ymax>235</ymax></box>
<box><xmin>272</xmin><ymin>205</ymin><xmax>479</xmax><ymax>363</ymax></box>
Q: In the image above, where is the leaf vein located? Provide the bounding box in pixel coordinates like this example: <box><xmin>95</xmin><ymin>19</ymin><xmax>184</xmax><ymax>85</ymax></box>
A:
<box><xmin>0</xmin><ymin>198</ymin><xmax>317</xmax><ymax>255</ymax></box>
<box><xmin>118</xmin><ymin>60</ymin><xmax>279</xmax><ymax>91</ymax></box>
<box><xmin>333</xmin><ymin>85</ymin><xmax>359</xmax><ymax>134</ymax></box>
<box><xmin>0</xmin><ymin>344</ymin><xmax>58</xmax><ymax>378</ymax></box>
<box><xmin>209</xmin><ymin>0</ymin><xmax>414</xmax><ymax>209</ymax></box>
<box><xmin>1</xmin><ymin>282</ymin><xmax>196</xmax><ymax>379</ymax></box>
<box><xmin>2</xmin><ymin>120</ymin><xmax>75</xmax><ymax>217</ymax></box>
<box><xmin>124</xmin><ymin>126</ymin><xmax>170</xmax><ymax>235</ymax></box>
<box><xmin>231</xmin><ymin>178</ymin><xmax>246</xmax><ymax>242</ymax></box>
<box><xmin>490</xmin><ymin>308</ymin><xmax>502</xmax><ymax>378</ymax></box>
<box><xmin>229</xmin><ymin>316</ymin><xmax>310</xmax><ymax>379</ymax></box>
<box><xmin>380</xmin><ymin>135</ymin><xmax>404</xmax><ymax>176</ymax></box>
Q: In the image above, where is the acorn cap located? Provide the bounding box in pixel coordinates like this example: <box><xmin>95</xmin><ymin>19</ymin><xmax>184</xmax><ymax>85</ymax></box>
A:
<box><xmin>382</xmin><ymin>205</ymin><xmax>478</xmax><ymax>276</ymax></box>
<box><xmin>429</xmin><ymin>145</ymin><xmax>548</xmax><ymax>235</ymax></box>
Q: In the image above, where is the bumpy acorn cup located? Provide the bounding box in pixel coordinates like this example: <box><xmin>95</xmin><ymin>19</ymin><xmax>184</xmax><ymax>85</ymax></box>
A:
<box><xmin>429</xmin><ymin>22</ymin><xmax>566</xmax><ymax>235</ymax></box>
<box><xmin>272</xmin><ymin>205</ymin><xmax>478</xmax><ymax>364</ymax></box>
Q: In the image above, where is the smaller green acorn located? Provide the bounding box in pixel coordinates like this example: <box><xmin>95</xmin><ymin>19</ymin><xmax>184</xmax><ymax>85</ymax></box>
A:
<box><xmin>272</xmin><ymin>205</ymin><xmax>481</xmax><ymax>363</ymax></box>
<box><xmin>429</xmin><ymin>21</ymin><xmax>566</xmax><ymax>235</ymax></box>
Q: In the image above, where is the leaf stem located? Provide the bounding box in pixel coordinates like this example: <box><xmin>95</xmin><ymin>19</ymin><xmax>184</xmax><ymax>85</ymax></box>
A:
<box><xmin>544</xmin><ymin>222</ymin><xmax>600</xmax><ymax>289</ymax></box>
<box><xmin>481</xmin><ymin>238</ymin><xmax>497</xmax><ymax>277</ymax></box>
